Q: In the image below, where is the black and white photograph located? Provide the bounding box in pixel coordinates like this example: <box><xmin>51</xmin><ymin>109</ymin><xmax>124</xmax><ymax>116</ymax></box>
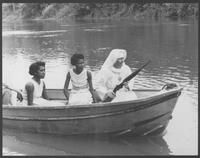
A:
<box><xmin>2</xmin><ymin>2</ymin><xmax>198</xmax><ymax>156</ymax></box>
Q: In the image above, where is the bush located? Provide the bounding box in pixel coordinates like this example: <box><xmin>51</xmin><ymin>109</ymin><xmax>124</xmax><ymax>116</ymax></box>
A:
<box><xmin>2</xmin><ymin>3</ymin><xmax>198</xmax><ymax>21</ymax></box>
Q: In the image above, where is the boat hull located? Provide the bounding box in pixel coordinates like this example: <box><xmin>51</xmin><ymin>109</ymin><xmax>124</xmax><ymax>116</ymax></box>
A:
<box><xmin>3</xmin><ymin>88</ymin><xmax>182</xmax><ymax>136</ymax></box>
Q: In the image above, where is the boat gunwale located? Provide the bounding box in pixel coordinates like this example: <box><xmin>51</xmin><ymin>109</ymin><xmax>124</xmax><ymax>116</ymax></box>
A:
<box><xmin>3</xmin><ymin>88</ymin><xmax>182</xmax><ymax>120</ymax></box>
<box><xmin>3</xmin><ymin>88</ymin><xmax>182</xmax><ymax>110</ymax></box>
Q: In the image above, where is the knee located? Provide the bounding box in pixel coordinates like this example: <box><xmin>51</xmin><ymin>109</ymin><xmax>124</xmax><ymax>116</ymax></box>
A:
<box><xmin>2</xmin><ymin>89</ymin><xmax>12</xmax><ymax>105</ymax></box>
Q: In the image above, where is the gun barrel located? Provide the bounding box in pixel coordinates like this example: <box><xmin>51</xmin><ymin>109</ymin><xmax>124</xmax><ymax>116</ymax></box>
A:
<box><xmin>127</xmin><ymin>61</ymin><xmax>149</xmax><ymax>81</ymax></box>
<box><xmin>113</xmin><ymin>60</ymin><xmax>151</xmax><ymax>93</ymax></box>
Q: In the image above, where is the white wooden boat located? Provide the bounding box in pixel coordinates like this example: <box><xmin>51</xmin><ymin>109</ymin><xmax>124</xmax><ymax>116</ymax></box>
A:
<box><xmin>3</xmin><ymin>84</ymin><xmax>182</xmax><ymax>136</ymax></box>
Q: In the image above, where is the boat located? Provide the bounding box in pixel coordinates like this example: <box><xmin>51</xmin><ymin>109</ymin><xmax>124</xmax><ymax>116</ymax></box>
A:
<box><xmin>3</xmin><ymin>83</ymin><xmax>182</xmax><ymax>136</ymax></box>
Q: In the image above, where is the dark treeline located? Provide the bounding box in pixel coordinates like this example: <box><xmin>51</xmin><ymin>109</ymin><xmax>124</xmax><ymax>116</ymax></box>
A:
<box><xmin>2</xmin><ymin>3</ymin><xmax>198</xmax><ymax>21</ymax></box>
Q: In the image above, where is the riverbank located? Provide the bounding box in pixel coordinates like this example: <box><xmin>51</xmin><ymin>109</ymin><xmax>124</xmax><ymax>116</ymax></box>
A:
<box><xmin>3</xmin><ymin>3</ymin><xmax>198</xmax><ymax>23</ymax></box>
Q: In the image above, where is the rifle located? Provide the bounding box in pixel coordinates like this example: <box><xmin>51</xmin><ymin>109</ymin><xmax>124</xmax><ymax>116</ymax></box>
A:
<box><xmin>104</xmin><ymin>60</ymin><xmax>151</xmax><ymax>102</ymax></box>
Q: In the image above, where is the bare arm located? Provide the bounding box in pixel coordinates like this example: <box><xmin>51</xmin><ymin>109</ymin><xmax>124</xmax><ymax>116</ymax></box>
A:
<box><xmin>3</xmin><ymin>83</ymin><xmax>23</xmax><ymax>102</ymax></box>
<box><xmin>87</xmin><ymin>71</ymin><xmax>98</xmax><ymax>103</ymax></box>
<box><xmin>42</xmin><ymin>82</ymin><xmax>49</xmax><ymax>99</ymax></box>
<box><xmin>25</xmin><ymin>82</ymin><xmax>34</xmax><ymax>105</ymax></box>
<box><xmin>63</xmin><ymin>72</ymin><xmax>71</xmax><ymax>100</ymax></box>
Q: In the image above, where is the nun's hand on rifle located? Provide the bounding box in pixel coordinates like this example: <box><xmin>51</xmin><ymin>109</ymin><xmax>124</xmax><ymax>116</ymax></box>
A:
<box><xmin>123</xmin><ymin>82</ymin><xmax>130</xmax><ymax>91</ymax></box>
<box><xmin>104</xmin><ymin>90</ymin><xmax>116</xmax><ymax>100</ymax></box>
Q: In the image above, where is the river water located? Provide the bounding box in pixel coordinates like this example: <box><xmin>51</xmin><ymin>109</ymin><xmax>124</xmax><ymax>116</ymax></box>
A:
<box><xmin>2</xmin><ymin>17</ymin><xmax>198</xmax><ymax>155</ymax></box>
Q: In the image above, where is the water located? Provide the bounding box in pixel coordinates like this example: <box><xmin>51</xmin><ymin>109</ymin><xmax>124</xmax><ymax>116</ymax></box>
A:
<box><xmin>2</xmin><ymin>18</ymin><xmax>198</xmax><ymax>155</ymax></box>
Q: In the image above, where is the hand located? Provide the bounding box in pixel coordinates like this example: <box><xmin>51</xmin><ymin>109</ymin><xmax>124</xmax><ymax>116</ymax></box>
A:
<box><xmin>104</xmin><ymin>91</ymin><xmax>116</xmax><ymax>99</ymax></box>
<box><xmin>17</xmin><ymin>92</ymin><xmax>23</xmax><ymax>102</ymax></box>
<box><xmin>92</xmin><ymin>97</ymin><xmax>97</xmax><ymax>103</ymax></box>
<box><xmin>123</xmin><ymin>82</ymin><xmax>130</xmax><ymax>91</ymax></box>
<box><xmin>64</xmin><ymin>91</ymin><xmax>70</xmax><ymax>100</ymax></box>
<box><xmin>91</xmin><ymin>90</ymin><xmax>102</xmax><ymax>103</ymax></box>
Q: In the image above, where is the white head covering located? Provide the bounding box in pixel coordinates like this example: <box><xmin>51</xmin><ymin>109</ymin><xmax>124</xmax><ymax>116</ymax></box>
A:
<box><xmin>101</xmin><ymin>49</ymin><xmax>127</xmax><ymax>71</ymax></box>
<box><xmin>94</xmin><ymin>49</ymin><xmax>136</xmax><ymax>100</ymax></box>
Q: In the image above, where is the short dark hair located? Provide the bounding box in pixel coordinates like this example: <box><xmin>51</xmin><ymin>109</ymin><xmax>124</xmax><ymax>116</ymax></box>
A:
<box><xmin>29</xmin><ymin>61</ymin><xmax>45</xmax><ymax>76</ymax></box>
<box><xmin>71</xmin><ymin>53</ymin><xmax>84</xmax><ymax>65</ymax></box>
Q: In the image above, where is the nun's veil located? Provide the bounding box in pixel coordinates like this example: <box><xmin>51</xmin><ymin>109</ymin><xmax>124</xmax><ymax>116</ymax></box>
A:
<box><xmin>101</xmin><ymin>49</ymin><xmax>127</xmax><ymax>71</ymax></box>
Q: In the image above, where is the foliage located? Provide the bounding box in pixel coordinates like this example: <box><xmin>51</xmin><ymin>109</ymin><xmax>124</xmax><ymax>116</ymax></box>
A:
<box><xmin>2</xmin><ymin>3</ymin><xmax>198</xmax><ymax>21</ymax></box>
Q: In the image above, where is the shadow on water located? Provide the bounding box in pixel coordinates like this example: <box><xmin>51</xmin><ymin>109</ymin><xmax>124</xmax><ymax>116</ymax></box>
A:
<box><xmin>3</xmin><ymin>128</ymin><xmax>171</xmax><ymax>156</ymax></box>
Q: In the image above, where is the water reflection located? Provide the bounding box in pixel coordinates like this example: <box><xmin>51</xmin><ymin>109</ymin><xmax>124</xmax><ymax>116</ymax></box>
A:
<box><xmin>3</xmin><ymin>128</ymin><xmax>171</xmax><ymax>156</ymax></box>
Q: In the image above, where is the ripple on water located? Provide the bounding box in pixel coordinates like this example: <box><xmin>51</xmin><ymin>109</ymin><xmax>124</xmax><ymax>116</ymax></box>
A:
<box><xmin>2</xmin><ymin>30</ymin><xmax>69</xmax><ymax>37</ymax></box>
<box><xmin>84</xmin><ymin>28</ymin><xmax>104</xmax><ymax>32</ymax></box>
<box><xmin>3</xmin><ymin>148</ymin><xmax>25</xmax><ymax>156</ymax></box>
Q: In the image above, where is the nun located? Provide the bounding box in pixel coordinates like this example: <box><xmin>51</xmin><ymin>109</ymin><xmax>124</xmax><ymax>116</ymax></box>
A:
<box><xmin>94</xmin><ymin>49</ymin><xmax>137</xmax><ymax>102</ymax></box>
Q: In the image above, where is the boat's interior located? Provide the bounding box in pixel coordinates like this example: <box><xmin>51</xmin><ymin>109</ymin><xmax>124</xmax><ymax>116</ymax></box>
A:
<box><xmin>46</xmin><ymin>89</ymin><xmax>161</xmax><ymax>100</ymax></box>
<box><xmin>3</xmin><ymin>89</ymin><xmax>165</xmax><ymax>107</ymax></box>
